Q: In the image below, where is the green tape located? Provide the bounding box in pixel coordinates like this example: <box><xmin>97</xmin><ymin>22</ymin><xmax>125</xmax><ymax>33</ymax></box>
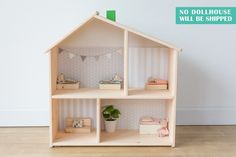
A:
<box><xmin>176</xmin><ymin>7</ymin><xmax>236</xmax><ymax>24</ymax></box>
<box><xmin>106</xmin><ymin>10</ymin><xmax>116</xmax><ymax>22</ymax></box>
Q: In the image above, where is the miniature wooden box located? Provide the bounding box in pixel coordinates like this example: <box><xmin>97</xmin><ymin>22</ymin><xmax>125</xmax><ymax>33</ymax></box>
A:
<box><xmin>139</xmin><ymin>124</ymin><xmax>162</xmax><ymax>134</ymax></box>
<box><xmin>99</xmin><ymin>83</ymin><xmax>121</xmax><ymax>90</ymax></box>
<box><xmin>65</xmin><ymin>117</ymin><xmax>91</xmax><ymax>133</ymax></box>
<box><xmin>57</xmin><ymin>82</ymin><xmax>80</xmax><ymax>90</ymax></box>
<box><xmin>139</xmin><ymin>117</ymin><xmax>162</xmax><ymax>134</ymax></box>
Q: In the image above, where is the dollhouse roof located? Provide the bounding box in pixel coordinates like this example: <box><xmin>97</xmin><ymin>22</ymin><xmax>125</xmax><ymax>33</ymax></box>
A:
<box><xmin>46</xmin><ymin>12</ymin><xmax>181</xmax><ymax>52</ymax></box>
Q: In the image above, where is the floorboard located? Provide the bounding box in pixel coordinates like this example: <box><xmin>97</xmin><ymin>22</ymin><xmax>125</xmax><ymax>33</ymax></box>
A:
<box><xmin>0</xmin><ymin>126</ymin><xmax>236</xmax><ymax>157</ymax></box>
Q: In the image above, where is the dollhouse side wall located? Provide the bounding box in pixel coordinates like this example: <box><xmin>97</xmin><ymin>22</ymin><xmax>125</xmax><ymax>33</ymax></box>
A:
<box><xmin>49</xmin><ymin>47</ymin><xmax>59</xmax><ymax>147</ymax></box>
<box><xmin>50</xmin><ymin>47</ymin><xmax>58</xmax><ymax>94</ymax></box>
<box><xmin>166</xmin><ymin>49</ymin><xmax>178</xmax><ymax>147</ymax></box>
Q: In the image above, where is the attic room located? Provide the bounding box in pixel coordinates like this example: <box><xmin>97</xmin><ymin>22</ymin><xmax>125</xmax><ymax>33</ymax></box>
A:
<box><xmin>48</xmin><ymin>14</ymin><xmax>178</xmax><ymax>98</ymax></box>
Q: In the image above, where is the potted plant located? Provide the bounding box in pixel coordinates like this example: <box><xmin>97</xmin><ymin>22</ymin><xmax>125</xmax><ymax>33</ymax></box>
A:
<box><xmin>102</xmin><ymin>105</ymin><xmax>121</xmax><ymax>133</ymax></box>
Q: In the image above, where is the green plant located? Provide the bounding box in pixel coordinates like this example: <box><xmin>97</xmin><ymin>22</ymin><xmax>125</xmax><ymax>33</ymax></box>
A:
<box><xmin>102</xmin><ymin>105</ymin><xmax>121</xmax><ymax>121</ymax></box>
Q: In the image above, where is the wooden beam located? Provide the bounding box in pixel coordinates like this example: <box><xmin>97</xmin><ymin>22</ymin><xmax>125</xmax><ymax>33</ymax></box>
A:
<box><xmin>49</xmin><ymin>99</ymin><xmax>59</xmax><ymax>147</ymax></box>
<box><xmin>124</xmin><ymin>30</ymin><xmax>129</xmax><ymax>96</ymax></box>
<box><xmin>50</xmin><ymin>47</ymin><xmax>58</xmax><ymax>94</ymax></box>
<box><xmin>96</xmin><ymin>99</ymin><xmax>101</xmax><ymax>143</ymax></box>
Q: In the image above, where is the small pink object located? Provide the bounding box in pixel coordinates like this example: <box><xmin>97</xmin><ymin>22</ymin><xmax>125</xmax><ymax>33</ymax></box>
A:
<box><xmin>159</xmin><ymin>128</ymin><xmax>169</xmax><ymax>137</ymax></box>
<box><xmin>139</xmin><ymin>117</ymin><xmax>160</xmax><ymax>125</ymax></box>
<box><xmin>147</xmin><ymin>78</ymin><xmax>168</xmax><ymax>85</ymax></box>
<box><xmin>158</xmin><ymin>119</ymin><xmax>169</xmax><ymax>137</ymax></box>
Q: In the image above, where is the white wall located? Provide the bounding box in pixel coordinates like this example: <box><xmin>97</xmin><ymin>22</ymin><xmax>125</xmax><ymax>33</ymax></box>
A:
<box><xmin>0</xmin><ymin>0</ymin><xmax>235</xmax><ymax>126</ymax></box>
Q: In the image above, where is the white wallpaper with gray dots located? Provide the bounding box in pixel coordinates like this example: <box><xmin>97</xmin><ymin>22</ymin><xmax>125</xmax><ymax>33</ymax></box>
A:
<box><xmin>58</xmin><ymin>47</ymin><xmax>169</xmax><ymax>130</ymax></box>
<box><xmin>58</xmin><ymin>99</ymin><xmax>166</xmax><ymax>130</ymax></box>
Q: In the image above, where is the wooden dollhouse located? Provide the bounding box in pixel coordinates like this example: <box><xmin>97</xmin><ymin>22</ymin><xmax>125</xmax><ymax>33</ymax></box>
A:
<box><xmin>47</xmin><ymin>12</ymin><xmax>181</xmax><ymax>147</ymax></box>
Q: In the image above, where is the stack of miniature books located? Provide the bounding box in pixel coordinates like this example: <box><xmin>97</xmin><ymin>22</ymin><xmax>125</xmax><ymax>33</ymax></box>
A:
<box><xmin>139</xmin><ymin>116</ymin><xmax>162</xmax><ymax>134</ymax></box>
<box><xmin>145</xmin><ymin>78</ymin><xmax>168</xmax><ymax>90</ymax></box>
<box><xmin>139</xmin><ymin>116</ymin><xmax>169</xmax><ymax>137</ymax></box>
<box><xmin>99</xmin><ymin>74</ymin><xmax>122</xmax><ymax>90</ymax></box>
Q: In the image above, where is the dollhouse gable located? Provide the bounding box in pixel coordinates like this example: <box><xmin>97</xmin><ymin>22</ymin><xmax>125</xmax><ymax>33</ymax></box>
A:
<box><xmin>46</xmin><ymin>12</ymin><xmax>181</xmax><ymax>52</ymax></box>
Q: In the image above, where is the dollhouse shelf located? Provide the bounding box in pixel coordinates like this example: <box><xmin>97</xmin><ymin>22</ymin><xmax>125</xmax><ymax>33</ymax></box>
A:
<box><xmin>53</xmin><ymin>130</ymin><xmax>171</xmax><ymax>146</ymax></box>
<box><xmin>100</xmin><ymin>130</ymin><xmax>171</xmax><ymax>146</ymax></box>
<box><xmin>47</xmin><ymin>13</ymin><xmax>180</xmax><ymax>147</ymax></box>
<box><xmin>52</xmin><ymin>88</ymin><xmax>174</xmax><ymax>99</ymax></box>
<box><xmin>54</xmin><ymin>130</ymin><xmax>97</xmax><ymax>146</ymax></box>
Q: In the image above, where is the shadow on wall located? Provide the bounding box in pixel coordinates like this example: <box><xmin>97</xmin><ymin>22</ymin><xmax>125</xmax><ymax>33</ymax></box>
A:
<box><xmin>176</xmin><ymin>52</ymin><xmax>228</xmax><ymax>124</ymax></box>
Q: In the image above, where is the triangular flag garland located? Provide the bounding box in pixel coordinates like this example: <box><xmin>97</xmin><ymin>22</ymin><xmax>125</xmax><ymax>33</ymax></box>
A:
<box><xmin>94</xmin><ymin>56</ymin><xmax>99</xmax><ymax>61</ymax></box>
<box><xmin>80</xmin><ymin>56</ymin><xmax>87</xmax><ymax>61</ymax></box>
<box><xmin>59</xmin><ymin>47</ymin><xmax>123</xmax><ymax>62</ymax></box>
<box><xmin>58</xmin><ymin>48</ymin><xmax>64</xmax><ymax>53</ymax></box>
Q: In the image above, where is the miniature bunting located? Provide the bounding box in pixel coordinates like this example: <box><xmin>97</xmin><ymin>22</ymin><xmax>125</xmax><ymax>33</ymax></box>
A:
<box><xmin>80</xmin><ymin>56</ymin><xmax>87</xmax><ymax>61</ymax></box>
<box><xmin>58</xmin><ymin>48</ymin><xmax>64</xmax><ymax>53</ymax></box>
<box><xmin>94</xmin><ymin>56</ymin><xmax>99</xmax><ymax>61</ymax></box>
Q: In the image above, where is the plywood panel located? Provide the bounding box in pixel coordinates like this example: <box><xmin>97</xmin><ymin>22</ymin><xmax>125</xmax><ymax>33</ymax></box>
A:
<box><xmin>124</xmin><ymin>30</ymin><xmax>128</xmax><ymax>95</ymax></box>
<box><xmin>52</xmin><ymin>88</ymin><xmax>173</xmax><ymax>99</ymax></box>
<box><xmin>59</xmin><ymin>18</ymin><xmax>124</xmax><ymax>47</ymax></box>
<box><xmin>50</xmin><ymin>99</ymin><xmax>59</xmax><ymax>146</ymax></box>
<box><xmin>50</xmin><ymin>47</ymin><xmax>58</xmax><ymax>94</ymax></box>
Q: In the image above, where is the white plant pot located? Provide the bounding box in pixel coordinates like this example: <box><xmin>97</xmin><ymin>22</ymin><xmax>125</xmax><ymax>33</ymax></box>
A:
<box><xmin>105</xmin><ymin>120</ymin><xmax>117</xmax><ymax>133</ymax></box>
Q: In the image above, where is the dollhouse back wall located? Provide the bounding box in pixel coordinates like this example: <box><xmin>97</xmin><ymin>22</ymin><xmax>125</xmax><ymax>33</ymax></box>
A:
<box><xmin>57</xmin><ymin>46</ymin><xmax>169</xmax><ymax>130</ymax></box>
<box><xmin>59</xmin><ymin>99</ymin><xmax>166</xmax><ymax>130</ymax></box>
<box><xmin>58</xmin><ymin>47</ymin><xmax>169</xmax><ymax>88</ymax></box>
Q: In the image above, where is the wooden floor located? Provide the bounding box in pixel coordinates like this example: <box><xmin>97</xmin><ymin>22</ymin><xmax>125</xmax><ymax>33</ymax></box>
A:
<box><xmin>0</xmin><ymin>126</ymin><xmax>236</xmax><ymax>157</ymax></box>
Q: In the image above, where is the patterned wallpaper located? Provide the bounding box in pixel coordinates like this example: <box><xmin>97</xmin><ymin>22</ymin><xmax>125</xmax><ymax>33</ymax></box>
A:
<box><xmin>58</xmin><ymin>47</ymin><xmax>169</xmax><ymax>130</ymax></box>
<box><xmin>58</xmin><ymin>47</ymin><xmax>124</xmax><ymax>88</ymax></box>
<box><xmin>58</xmin><ymin>47</ymin><xmax>169</xmax><ymax>88</ymax></box>
<box><xmin>58</xmin><ymin>99</ymin><xmax>166</xmax><ymax>130</ymax></box>
<box><xmin>128</xmin><ymin>47</ymin><xmax>169</xmax><ymax>88</ymax></box>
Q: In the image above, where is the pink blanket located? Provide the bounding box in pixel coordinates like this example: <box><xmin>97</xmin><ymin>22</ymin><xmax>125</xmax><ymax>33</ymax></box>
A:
<box><xmin>139</xmin><ymin>117</ymin><xmax>161</xmax><ymax>125</ymax></box>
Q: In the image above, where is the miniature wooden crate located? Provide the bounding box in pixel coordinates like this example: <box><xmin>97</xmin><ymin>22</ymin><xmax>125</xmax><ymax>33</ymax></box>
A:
<box><xmin>99</xmin><ymin>83</ymin><xmax>121</xmax><ymax>90</ymax></box>
<box><xmin>57</xmin><ymin>82</ymin><xmax>80</xmax><ymax>90</ymax></box>
<box><xmin>145</xmin><ymin>84</ymin><xmax>167</xmax><ymax>90</ymax></box>
<box><xmin>65</xmin><ymin>117</ymin><xmax>91</xmax><ymax>133</ymax></box>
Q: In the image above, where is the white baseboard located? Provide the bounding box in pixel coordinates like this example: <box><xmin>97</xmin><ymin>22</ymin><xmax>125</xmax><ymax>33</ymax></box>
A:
<box><xmin>0</xmin><ymin>109</ymin><xmax>49</xmax><ymax>126</ymax></box>
<box><xmin>177</xmin><ymin>107</ymin><xmax>236</xmax><ymax>125</ymax></box>
<box><xmin>1</xmin><ymin>108</ymin><xmax>236</xmax><ymax>126</ymax></box>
